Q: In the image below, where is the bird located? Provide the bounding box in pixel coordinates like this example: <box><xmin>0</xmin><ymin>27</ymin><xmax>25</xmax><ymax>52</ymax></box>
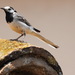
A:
<box><xmin>1</xmin><ymin>6</ymin><xmax>59</xmax><ymax>49</ymax></box>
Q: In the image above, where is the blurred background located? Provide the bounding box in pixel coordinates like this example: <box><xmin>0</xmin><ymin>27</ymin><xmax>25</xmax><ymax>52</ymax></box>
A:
<box><xmin>0</xmin><ymin>0</ymin><xmax>75</xmax><ymax>75</ymax></box>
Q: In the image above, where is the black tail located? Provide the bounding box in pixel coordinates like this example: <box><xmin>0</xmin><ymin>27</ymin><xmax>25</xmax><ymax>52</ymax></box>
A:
<box><xmin>33</xmin><ymin>28</ymin><xmax>40</xmax><ymax>33</ymax></box>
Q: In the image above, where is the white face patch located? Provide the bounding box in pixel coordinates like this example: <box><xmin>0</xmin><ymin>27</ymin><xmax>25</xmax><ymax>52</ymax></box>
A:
<box><xmin>4</xmin><ymin>6</ymin><xmax>15</xmax><ymax>13</ymax></box>
<box><xmin>9</xmin><ymin>9</ymin><xmax>14</xmax><ymax>13</ymax></box>
<box><xmin>4</xmin><ymin>6</ymin><xmax>10</xmax><ymax>9</ymax></box>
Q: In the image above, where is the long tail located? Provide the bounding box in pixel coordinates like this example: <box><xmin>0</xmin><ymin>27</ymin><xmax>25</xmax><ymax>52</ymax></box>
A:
<box><xmin>31</xmin><ymin>32</ymin><xmax>59</xmax><ymax>49</ymax></box>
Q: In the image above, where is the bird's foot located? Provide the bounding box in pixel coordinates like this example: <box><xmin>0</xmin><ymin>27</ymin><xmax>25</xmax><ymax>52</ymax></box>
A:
<box><xmin>10</xmin><ymin>39</ymin><xmax>18</xmax><ymax>41</ymax></box>
<box><xmin>9</xmin><ymin>39</ymin><xmax>24</xmax><ymax>43</ymax></box>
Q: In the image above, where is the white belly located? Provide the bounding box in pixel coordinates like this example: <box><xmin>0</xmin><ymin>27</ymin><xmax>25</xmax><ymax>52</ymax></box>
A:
<box><xmin>8</xmin><ymin>20</ymin><xmax>33</xmax><ymax>34</ymax></box>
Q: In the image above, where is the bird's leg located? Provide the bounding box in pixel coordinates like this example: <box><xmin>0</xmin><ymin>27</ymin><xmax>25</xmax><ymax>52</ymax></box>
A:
<box><xmin>23</xmin><ymin>32</ymin><xmax>26</xmax><ymax>39</ymax></box>
<box><xmin>16</xmin><ymin>34</ymin><xmax>24</xmax><ymax>40</ymax></box>
<box><xmin>16</xmin><ymin>32</ymin><xmax>26</xmax><ymax>40</ymax></box>
<box><xmin>10</xmin><ymin>33</ymin><xmax>26</xmax><ymax>41</ymax></box>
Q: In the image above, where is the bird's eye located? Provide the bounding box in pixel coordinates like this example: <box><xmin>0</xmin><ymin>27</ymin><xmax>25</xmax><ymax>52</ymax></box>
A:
<box><xmin>14</xmin><ymin>10</ymin><xmax>17</xmax><ymax>12</ymax></box>
<box><xmin>8</xmin><ymin>8</ymin><xmax>11</xmax><ymax>10</ymax></box>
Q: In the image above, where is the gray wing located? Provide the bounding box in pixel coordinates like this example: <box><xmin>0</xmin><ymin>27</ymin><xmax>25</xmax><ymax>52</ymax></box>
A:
<box><xmin>17</xmin><ymin>16</ymin><xmax>31</xmax><ymax>26</ymax></box>
<box><xmin>17</xmin><ymin>16</ymin><xmax>40</xmax><ymax>33</ymax></box>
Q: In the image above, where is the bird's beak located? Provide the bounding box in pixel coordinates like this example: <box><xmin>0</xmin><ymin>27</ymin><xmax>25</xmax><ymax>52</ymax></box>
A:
<box><xmin>0</xmin><ymin>8</ymin><xmax>4</xmax><ymax>10</ymax></box>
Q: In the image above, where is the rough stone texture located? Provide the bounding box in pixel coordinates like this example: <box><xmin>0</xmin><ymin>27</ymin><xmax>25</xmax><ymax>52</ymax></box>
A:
<box><xmin>0</xmin><ymin>39</ymin><xmax>63</xmax><ymax>75</ymax></box>
<box><xmin>0</xmin><ymin>39</ymin><xmax>31</xmax><ymax>60</ymax></box>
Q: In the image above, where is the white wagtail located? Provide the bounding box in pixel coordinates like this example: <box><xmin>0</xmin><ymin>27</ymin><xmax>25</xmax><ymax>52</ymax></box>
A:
<box><xmin>1</xmin><ymin>6</ymin><xmax>59</xmax><ymax>48</ymax></box>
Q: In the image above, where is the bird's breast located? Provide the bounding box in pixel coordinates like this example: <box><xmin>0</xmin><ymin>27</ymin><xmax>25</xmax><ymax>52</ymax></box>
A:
<box><xmin>8</xmin><ymin>20</ymin><xmax>33</xmax><ymax>34</ymax></box>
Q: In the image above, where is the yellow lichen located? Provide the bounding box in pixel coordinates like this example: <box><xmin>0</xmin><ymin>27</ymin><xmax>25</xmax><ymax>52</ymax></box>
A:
<box><xmin>0</xmin><ymin>39</ymin><xmax>32</xmax><ymax>59</ymax></box>
<box><xmin>48</xmin><ymin>56</ymin><xmax>58</xmax><ymax>66</ymax></box>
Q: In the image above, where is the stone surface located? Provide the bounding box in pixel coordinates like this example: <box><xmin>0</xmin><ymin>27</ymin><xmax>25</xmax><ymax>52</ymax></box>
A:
<box><xmin>0</xmin><ymin>39</ymin><xmax>63</xmax><ymax>75</ymax></box>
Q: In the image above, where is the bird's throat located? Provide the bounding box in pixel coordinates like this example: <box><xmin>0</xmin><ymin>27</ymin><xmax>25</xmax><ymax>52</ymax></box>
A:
<box><xmin>5</xmin><ymin>12</ymin><xmax>13</xmax><ymax>23</ymax></box>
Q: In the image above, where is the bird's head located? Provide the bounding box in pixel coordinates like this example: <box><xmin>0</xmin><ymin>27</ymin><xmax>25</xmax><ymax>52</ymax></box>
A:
<box><xmin>1</xmin><ymin>6</ymin><xmax>17</xmax><ymax>14</ymax></box>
